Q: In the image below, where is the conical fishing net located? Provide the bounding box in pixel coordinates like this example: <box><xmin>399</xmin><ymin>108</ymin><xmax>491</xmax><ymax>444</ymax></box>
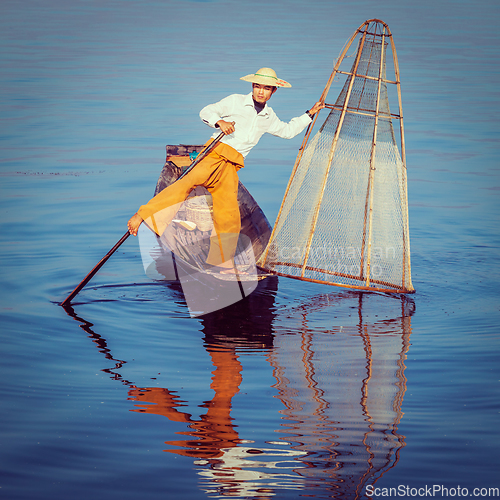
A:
<box><xmin>258</xmin><ymin>20</ymin><xmax>414</xmax><ymax>293</ymax></box>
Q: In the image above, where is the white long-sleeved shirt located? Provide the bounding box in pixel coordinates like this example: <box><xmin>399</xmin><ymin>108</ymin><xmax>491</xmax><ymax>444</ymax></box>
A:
<box><xmin>199</xmin><ymin>93</ymin><xmax>312</xmax><ymax>158</ymax></box>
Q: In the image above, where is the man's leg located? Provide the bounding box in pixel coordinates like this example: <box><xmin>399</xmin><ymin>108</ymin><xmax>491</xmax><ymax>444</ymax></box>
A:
<box><xmin>131</xmin><ymin>154</ymin><xmax>224</xmax><ymax>236</ymax></box>
<box><xmin>205</xmin><ymin>161</ymin><xmax>241</xmax><ymax>269</ymax></box>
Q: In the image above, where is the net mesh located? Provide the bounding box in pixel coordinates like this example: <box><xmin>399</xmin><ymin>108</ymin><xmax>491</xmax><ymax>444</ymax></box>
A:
<box><xmin>258</xmin><ymin>20</ymin><xmax>414</xmax><ymax>293</ymax></box>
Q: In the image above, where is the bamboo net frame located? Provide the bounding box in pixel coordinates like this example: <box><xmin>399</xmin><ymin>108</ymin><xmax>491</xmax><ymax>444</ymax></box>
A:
<box><xmin>258</xmin><ymin>19</ymin><xmax>414</xmax><ymax>294</ymax></box>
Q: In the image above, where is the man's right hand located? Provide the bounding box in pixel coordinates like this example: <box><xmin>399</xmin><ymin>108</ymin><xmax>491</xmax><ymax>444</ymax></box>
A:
<box><xmin>216</xmin><ymin>120</ymin><xmax>236</xmax><ymax>135</ymax></box>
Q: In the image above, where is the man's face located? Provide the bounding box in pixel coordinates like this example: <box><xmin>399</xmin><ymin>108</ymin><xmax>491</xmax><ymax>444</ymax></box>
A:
<box><xmin>252</xmin><ymin>83</ymin><xmax>277</xmax><ymax>104</ymax></box>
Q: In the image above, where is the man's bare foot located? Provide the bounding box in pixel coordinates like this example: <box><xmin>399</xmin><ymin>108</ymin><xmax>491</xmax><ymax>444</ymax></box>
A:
<box><xmin>127</xmin><ymin>213</ymin><xmax>143</xmax><ymax>236</ymax></box>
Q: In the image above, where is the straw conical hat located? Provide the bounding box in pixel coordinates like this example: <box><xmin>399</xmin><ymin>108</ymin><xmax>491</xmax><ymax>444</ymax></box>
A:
<box><xmin>240</xmin><ymin>67</ymin><xmax>292</xmax><ymax>88</ymax></box>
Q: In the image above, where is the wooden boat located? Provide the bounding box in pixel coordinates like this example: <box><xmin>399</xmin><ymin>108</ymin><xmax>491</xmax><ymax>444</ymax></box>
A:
<box><xmin>139</xmin><ymin>144</ymin><xmax>272</xmax><ymax>295</ymax></box>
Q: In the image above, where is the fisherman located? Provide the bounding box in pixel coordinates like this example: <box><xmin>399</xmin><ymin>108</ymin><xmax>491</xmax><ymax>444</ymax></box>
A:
<box><xmin>127</xmin><ymin>67</ymin><xmax>324</xmax><ymax>273</ymax></box>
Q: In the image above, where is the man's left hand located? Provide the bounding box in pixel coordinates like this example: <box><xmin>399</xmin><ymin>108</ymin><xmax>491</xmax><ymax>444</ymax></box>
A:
<box><xmin>309</xmin><ymin>101</ymin><xmax>325</xmax><ymax>116</ymax></box>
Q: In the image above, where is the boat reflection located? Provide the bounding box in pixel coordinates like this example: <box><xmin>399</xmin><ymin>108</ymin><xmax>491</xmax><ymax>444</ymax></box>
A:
<box><xmin>64</xmin><ymin>285</ymin><xmax>414</xmax><ymax>499</ymax></box>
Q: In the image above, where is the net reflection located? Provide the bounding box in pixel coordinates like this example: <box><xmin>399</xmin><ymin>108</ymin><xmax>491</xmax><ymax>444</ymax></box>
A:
<box><xmin>268</xmin><ymin>292</ymin><xmax>414</xmax><ymax>498</ymax></box>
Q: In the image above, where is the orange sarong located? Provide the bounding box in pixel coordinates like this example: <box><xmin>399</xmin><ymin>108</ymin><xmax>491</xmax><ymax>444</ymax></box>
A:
<box><xmin>137</xmin><ymin>141</ymin><xmax>245</xmax><ymax>267</ymax></box>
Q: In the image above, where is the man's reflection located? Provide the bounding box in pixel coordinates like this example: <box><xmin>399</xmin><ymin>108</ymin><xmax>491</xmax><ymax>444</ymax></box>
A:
<box><xmin>129</xmin><ymin>347</ymin><xmax>243</xmax><ymax>459</ymax></box>
<box><xmin>128</xmin><ymin>278</ymin><xmax>284</xmax><ymax>497</ymax></box>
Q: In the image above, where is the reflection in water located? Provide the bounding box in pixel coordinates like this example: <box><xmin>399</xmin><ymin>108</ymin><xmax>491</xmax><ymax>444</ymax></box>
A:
<box><xmin>63</xmin><ymin>304</ymin><xmax>134</xmax><ymax>386</ymax></box>
<box><xmin>66</xmin><ymin>283</ymin><xmax>414</xmax><ymax>499</ymax></box>
<box><xmin>268</xmin><ymin>293</ymin><xmax>413</xmax><ymax>498</ymax></box>
<box><xmin>130</xmin><ymin>347</ymin><xmax>243</xmax><ymax>457</ymax></box>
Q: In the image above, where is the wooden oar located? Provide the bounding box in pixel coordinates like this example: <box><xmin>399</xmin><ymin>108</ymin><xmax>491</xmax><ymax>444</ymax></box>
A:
<box><xmin>60</xmin><ymin>131</ymin><xmax>225</xmax><ymax>307</ymax></box>
<box><xmin>60</xmin><ymin>231</ymin><xmax>130</xmax><ymax>307</ymax></box>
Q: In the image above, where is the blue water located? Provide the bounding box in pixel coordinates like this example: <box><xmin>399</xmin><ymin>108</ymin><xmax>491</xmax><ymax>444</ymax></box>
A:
<box><xmin>1</xmin><ymin>1</ymin><xmax>499</xmax><ymax>499</ymax></box>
